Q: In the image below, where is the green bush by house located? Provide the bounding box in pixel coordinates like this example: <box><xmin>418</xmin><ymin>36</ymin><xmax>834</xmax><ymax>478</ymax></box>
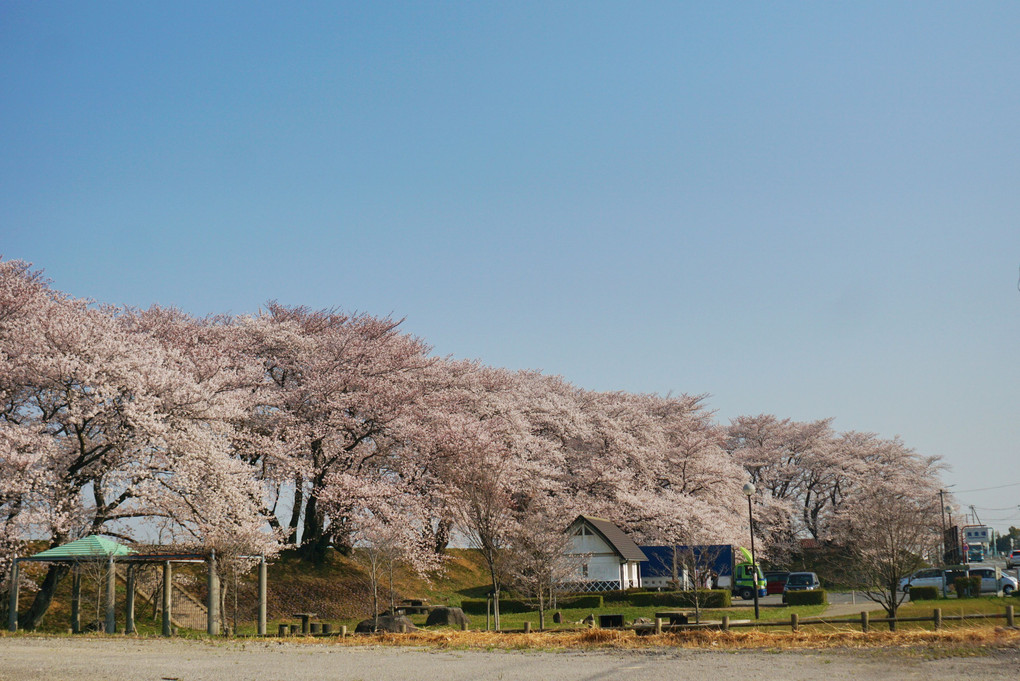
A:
<box><xmin>908</xmin><ymin>586</ymin><xmax>940</xmax><ymax>601</ymax></box>
<box><xmin>783</xmin><ymin>590</ymin><xmax>827</xmax><ymax>606</ymax></box>
<box><xmin>627</xmin><ymin>590</ymin><xmax>731</xmax><ymax>608</ymax></box>
<box><xmin>557</xmin><ymin>595</ymin><xmax>604</xmax><ymax>609</ymax></box>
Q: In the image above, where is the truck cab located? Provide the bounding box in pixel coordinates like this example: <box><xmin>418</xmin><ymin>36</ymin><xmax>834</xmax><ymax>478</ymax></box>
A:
<box><xmin>733</xmin><ymin>562</ymin><xmax>767</xmax><ymax>600</ymax></box>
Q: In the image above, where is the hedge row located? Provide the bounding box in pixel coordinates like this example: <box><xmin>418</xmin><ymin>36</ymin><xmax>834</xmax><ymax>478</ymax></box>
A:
<box><xmin>782</xmin><ymin>590</ymin><xmax>827</xmax><ymax>606</ymax></box>
<box><xmin>908</xmin><ymin>586</ymin><xmax>941</xmax><ymax>601</ymax></box>
<box><xmin>624</xmin><ymin>589</ymin><xmax>732</xmax><ymax>609</ymax></box>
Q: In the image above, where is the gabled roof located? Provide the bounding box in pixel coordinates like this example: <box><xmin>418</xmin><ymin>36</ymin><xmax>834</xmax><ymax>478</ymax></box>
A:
<box><xmin>23</xmin><ymin>535</ymin><xmax>134</xmax><ymax>562</ymax></box>
<box><xmin>568</xmin><ymin>515</ymin><xmax>648</xmax><ymax>562</ymax></box>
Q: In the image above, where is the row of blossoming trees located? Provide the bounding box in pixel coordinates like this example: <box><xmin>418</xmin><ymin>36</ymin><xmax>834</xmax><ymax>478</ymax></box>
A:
<box><xmin>1</xmin><ymin>259</ymin><xmax>945</xmax><ymax>627</ymax></box>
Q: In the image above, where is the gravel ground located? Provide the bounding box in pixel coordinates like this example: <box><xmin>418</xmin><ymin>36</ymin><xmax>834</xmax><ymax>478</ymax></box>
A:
<box><xmin>1</xmin><ymin>637</ymin><xmax>1018</xmax><ymax>681</ymax></box>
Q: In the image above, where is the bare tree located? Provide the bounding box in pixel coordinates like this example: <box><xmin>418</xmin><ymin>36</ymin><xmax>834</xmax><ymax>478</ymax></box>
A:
<box><xmin>827</xmin><ymin>487</ymin><xmax>939</xmax><ymax>625</ymax></box>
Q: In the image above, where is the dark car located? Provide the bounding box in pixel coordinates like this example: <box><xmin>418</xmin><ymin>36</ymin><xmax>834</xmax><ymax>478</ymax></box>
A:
<box><xmin>764</xmin><ymin>571</ymin><xmax>789</xmax><ymax>595</ymax></box>
<box><xmin>782</xmin><ymin>571</ymin><xmax>821</xmax><ymax>602</ymax></box>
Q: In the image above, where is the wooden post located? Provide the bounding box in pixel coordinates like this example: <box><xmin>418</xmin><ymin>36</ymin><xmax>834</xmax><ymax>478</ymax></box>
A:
<box><xmin>7</xmin><ymin>560</ymin><xmax>18</xmax><ymax>632</ymax></box>
<box><xmin>400</xmin><ymin>623</ymin><xmax>407</xmax><ymax>633</ymax></box>
<box><xmin>721</xmin><ymin>615</ymin><xmax>729</xmax><ymax>631</ymax></box>
<box><xmin>257</xmin><ymin>556</ymin><xmax>267</xmax><ymax>636</ymax></box>
<box><xmin>791</xmin><ymin>613</ymin><xmax>799</xmax><ymax>632</ymax></box>
<box><xmin>655</xmin><ymin>617</ymin><xmax>663</xmax><ymax>635</ymax></box>
<box><xmin>278</xmin><ymin>623</ymin><xmax>289</xmax><ymax>637</ymax></box>
<box><xmin>125</xmin><ymin>565</ymin><xmax>136</xmax><ymax>634</ymax></box>
<box><xmin>104</xmin><ymin>556</ymin><xmax>116</xmax><ymax>634</ymax></box>
<box><xmin>71</xmin><ymin>567</ymin><xmax>81</xmax><ymax>634</ymax></box>
<box><xmin>162</xmin><ymin>561</ymin><xmax>172</xmax><ymax>637</ymax></box>
<box><xmin>207</xmin><ymin>550</ymin><xmax>219</xmax><ymax>636</ymax></box>
<box><xmin>523</xmin><ymin>621</ymin><xmax>531</xmax><ymax>634</ymax></box>
<box><xmin>1006</xmin><ymin>605</ymin><xmax>1014</xmax><ymax>627</ymax></box>
<box><xmin>933</xmin><ymin>608</ymin><xmax>942</xmax><ymax>630</ymax></box>
<box><xmin>860</xmin><ymin>611</ymin><xmax>869</xmax><ymax>633</ymax></box>
<box><xmin>341</xmin><ymin>625</ymin><xmax>348</xmax><ymax>637</ymax></box>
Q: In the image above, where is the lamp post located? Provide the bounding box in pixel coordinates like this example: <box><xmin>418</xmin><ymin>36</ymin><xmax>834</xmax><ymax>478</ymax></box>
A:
<box><xmin>939</xmin><ymin>491</ymin><xmax>948</xmax><ymax>565</ymax></box>
<box><xmin>742</xmin><ymin>482</ymin><xmax>760</xmax><ymax>620</ymax></box>
<box><xmin>945</xmin><ymin>505</ymin><xmax>954</xmax><ymax>563</ymax></box>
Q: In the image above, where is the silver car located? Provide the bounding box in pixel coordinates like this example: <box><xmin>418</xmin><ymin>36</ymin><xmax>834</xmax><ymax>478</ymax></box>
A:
<box><xmin>899</xmin><ymin>568</ymin><xmax>947</xmax><ymax>595</ymax></box>
<box><xmin>969</xmin><ymin>566</ymin><xmax>1017</xmax><ymax>595</ymax></box>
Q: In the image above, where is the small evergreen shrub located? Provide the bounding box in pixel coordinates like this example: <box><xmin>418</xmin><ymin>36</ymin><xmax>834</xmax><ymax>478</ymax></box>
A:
<box><xmin>954</xmin><ymin>576</ymin><xmax>982</xmax><ymax>598</ymax></box>
<box><xmin>783</xmin><ymin>590</ymin><xmax>827</xmax><ymax>606</ymax></box>
<box><xmin>557</xmin><ymin>595</ymin><xmax>603</xmax><ymax>609</ymax></box>
<box><xmin>908</xmin><ymin>586</ymin><xmax>940</xmax><ymax>601</ymax></box>
<box><xmin>602</xmin><ymin>588</ymin><xmax>649</xmax><ymax>603</ymax></box>
<box><xmin>626</xmin><ymin>589</ymin><xmax>730</xmax><ymax>608</ymax></box>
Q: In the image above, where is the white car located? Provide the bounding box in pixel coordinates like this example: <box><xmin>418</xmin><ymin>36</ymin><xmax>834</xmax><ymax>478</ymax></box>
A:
<box><xmin>899</xmin><ymin>568</ymin><xmax>947</xmax><ymax>594</ymax></box>
<box><xmin>1006</xmin><ymin>550</ymin><xmax>1020</xmax><ymax>570</ymax></box>
<box><xmin>969</xmin><ymin>566</ymin><xmax>1017</xmax><ymax>595</ymax></box>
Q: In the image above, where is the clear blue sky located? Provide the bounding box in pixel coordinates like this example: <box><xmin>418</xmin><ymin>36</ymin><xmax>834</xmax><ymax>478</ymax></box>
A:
<box><xmin>3</xmin><ymin>2</ymin><xmax>1019</xmax><ymax>531</ymax></box>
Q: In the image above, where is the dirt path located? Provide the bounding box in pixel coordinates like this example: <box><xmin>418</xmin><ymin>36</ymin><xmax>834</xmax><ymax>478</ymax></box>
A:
<box><xmin>1</xmin><ymin>637</ymin><xmax>1018</xmax><ymax>681</ymax></box>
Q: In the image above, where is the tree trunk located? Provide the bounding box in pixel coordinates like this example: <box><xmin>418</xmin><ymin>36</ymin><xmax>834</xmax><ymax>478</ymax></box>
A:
<box><xmin>21</xmin><ymin>564</ymin><xmax>70</xmax><ymax>631</ymax></box>
<box><xmin>287</xmin><ymin>474</ymin><xmax>304</xmax><ymax>545</ymax></box>
<box><xmin>433</xmin><ymin>518</ymin><xmax>451</xmax><ymax>554</ymax></box>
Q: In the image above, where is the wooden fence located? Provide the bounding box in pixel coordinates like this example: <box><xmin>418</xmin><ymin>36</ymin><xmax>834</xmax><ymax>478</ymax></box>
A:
<box><xmin>657</xmin><ymin>604</ymin><xmax>1016</xmax><ymax>633</ymax></box>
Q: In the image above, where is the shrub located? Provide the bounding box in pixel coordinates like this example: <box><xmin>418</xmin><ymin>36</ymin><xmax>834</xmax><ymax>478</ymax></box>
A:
<box><xmin>954</xmin><ymin>576</ymin><xmax>982</xmax><ymax>598</ymax></box>
<box><xmin>783</xmin><ymin>590</ymin><xmax>827</xmax><ymax>606</ymax></box>
<box><xmin>627</xmin><ymin>590</ymin><xmax>730</xmax><ymax>608</ymax></box>
<box><xmin>557</xmin><ymin>595</ymin><xmax>603</xmax><ymax>609</ymax></box>
<box><xmin>908</xmin><ymin>586</ymin><xmax>940</xmax><ymax>601</ymax></box>
<box><xmin>602</xmin><ymin>588</ymin><xmax>649</xmax><ymax>603</ymax></box>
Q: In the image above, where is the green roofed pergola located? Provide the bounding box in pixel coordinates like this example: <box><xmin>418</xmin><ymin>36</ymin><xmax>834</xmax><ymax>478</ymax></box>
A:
<box><xmin>8</xmin><ymin>536</ymin><xmax>268</xmax><ymax>637</ymax></box>
<box><xmin>24</xmin><ymin>535</ymin><xmax>134</xmax><ymax>561</ymax></box>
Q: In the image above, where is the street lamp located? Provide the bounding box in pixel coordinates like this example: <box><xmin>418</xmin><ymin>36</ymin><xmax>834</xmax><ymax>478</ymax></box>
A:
<box><xmin>945</xmin><ymin>505</ymin><xmax>954</xmax><ymax>563</ymax></box>
<box><xmin>742</xmin><ymin>482</ymin><xmax>760</xmax><ymax>620</ymax></box>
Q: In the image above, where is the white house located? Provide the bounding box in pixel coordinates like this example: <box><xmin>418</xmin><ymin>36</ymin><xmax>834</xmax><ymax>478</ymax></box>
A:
<box><xmin>564</xmin><ymin>515</ymin><xmax>648</xmax><ymax>592</ymax></box>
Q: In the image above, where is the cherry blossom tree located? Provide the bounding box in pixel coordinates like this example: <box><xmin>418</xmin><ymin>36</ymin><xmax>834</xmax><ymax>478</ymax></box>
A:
<box><xmin>0</xmin><ymin>260</ymin><xmax>275</xmax><ymax>628</ymax></box>
<box><xmin>241</xmin><ymin>304</ymin><xmax>434</xmax><ymax>562</ymax></box>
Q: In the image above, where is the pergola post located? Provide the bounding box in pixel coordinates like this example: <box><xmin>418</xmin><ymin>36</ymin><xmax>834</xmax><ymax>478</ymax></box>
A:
<box><xmin>105</xmin><ymin>556</ymin><xmax>116</xmax><ymax>634</ymax></box>
<box><xmin>7</xmin><ymin>559</ymin><xmax>18</xmax><ymax>632</ymax></box>
<box><xmin>71</xmin><ymin>567</ymin><xmax>81</xmax><ymax>633</ymax></box>
<box><xmin>207</xmin><ymin>550</ymin><xmax>219</xmax><ymax>636</ymax></box>
<box><xmin>125</xmin><ymin>564</ymin><xmax>136</xmax><ymax>634</ymax></box>
<box><xmin>161</xmin><ymin>561</ymin><xmax>172</xmax><ymax>637</ymax></box>
<box><xmin>258</xmin><ymin>555</ymin><xmax>267</xmax><ymax>636</ymax></box>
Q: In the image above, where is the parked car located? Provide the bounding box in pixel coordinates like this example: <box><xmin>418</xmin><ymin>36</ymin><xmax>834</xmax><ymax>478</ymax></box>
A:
<box><xmin>782</xmin><ymin>572</ymin><xmax>821</xmax><ymax>602</ymax></box>
<box><xmin>900</xmin><ymin>568</ymin><xmax>948</xmax><ymax>595</ymax></box>
<box><xmin>764</xmin><ymin>571</ymin><xmax>789</xmax><ymax>595</ymax></box>
<box><xmin>969</xmin><ymin>566</ymin><xmax>1017</xmax><ymax>595</ymax></box>
<box><xmin>1006</xmin><ymin>550</ymin><xmax>1020</xmax><ymax>570</ymax></box>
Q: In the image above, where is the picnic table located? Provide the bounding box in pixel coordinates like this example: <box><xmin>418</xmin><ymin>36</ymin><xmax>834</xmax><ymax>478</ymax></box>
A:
<box><xmin>292</xmin><ymin>612</ymin><xmax>317</xmax><ymax>634</ymax></box>
<box><xmin>655</xmin><ymin>610</ymin><xmax>693</xmax><ymax>625</ymax></box>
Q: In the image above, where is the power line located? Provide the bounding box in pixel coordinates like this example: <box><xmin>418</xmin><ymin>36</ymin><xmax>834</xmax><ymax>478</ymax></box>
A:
<box><xmin>952</xmin><ymin>481</ymin><xmax>1020</xmax><ymax>494</ymax></box>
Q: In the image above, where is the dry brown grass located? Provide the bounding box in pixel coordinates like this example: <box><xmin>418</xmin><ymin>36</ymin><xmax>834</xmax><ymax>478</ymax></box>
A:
<box><xmin>280</xmin><ymin>625</ymin><xmax>1020</xmax><ymax>652</ymax></box>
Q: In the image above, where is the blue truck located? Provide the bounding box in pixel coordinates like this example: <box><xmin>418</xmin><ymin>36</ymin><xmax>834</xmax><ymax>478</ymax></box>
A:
<box><xmin>640</xmin><ymin>544</ymin><xmax>767</xmax><ymax>599</ymax></box>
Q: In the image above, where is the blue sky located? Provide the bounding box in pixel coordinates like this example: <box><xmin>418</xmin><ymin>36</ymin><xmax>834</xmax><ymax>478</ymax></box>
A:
<box><xmin>3</xmin><ymin>2</ymin><xmax>1019</xmax><ymax>532</ymax></box>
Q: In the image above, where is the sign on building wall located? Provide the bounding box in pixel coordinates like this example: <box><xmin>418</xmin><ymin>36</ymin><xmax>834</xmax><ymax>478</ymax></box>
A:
<box><xmin>962</xmin><ymin>525</ymin><xmax>991</xmax><ymax>545</ymax></box>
